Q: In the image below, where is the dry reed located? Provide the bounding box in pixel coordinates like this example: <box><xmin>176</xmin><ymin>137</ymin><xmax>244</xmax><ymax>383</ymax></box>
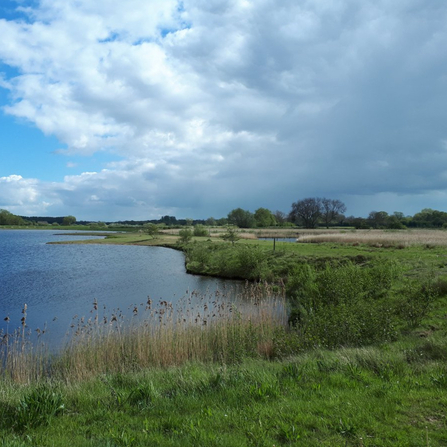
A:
<box><xmin>1</xmin><ymin>283</ymin><xmax>287</xmax><ymax>383</ymax></box>
<box><xmin>297</xmin><ymin>229</ymin><xmax>447</xmax><ymax>247</ymax></box>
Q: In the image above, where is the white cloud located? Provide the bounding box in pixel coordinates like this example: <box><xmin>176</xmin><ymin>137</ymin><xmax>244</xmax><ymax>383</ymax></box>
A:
<box><xmin>1</xmin><ymin>0</ymin><xmax>447</xmax><ymax>219</ymax></box>
<box><xmin>0</xmin><ymin>175</ymin><xmax>48</xmax><ymax>215</ymax></box>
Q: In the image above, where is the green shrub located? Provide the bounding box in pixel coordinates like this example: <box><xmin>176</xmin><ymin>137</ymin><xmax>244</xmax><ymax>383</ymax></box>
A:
<box><xmin>178</xmin><ymin>228</ymin><xmax>193</xmax><ymax>244</ymax></box>
<box><xmin>396</xmin><ymin>279</ymin><xmax>438</xmax><ymax>328</ymax></box>
<box><xmin>186</xmin><ymin>243</ymin><xmax>268</xmax><ymax>280</ymax></box>
<box><xmin>235</xmin><ymin>245</ymin><xmax>268</xmax><ymax>280</ymax></box>
<box><xmin>193</xmin><ymin>225</ymin><xmax>209</xmax><ymax>237</ymax></box>
<box><xmin>186</xmin><ymin>243</ymin><xmax>213</xmax><ymax>271</ymax></box>
<box><xmin>287</xmin><ymin>261</ymin><xmax>402</xmax><ymax>348</ymax></box>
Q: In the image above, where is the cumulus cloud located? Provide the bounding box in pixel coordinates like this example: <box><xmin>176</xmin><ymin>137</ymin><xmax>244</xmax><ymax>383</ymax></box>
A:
<box><xmin>0</xmin><ymin>174</ymin><xmax>48</xmax><ymax>215</ymax></box>
<box><xmin>1</xmin><ymin>0</ymin><xmax>447</xmax><ymax>219</ymax></box>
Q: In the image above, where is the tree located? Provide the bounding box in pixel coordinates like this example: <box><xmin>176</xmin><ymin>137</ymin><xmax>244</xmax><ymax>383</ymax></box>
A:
<box><xmin>62</xmin><ymin>215</ymin><xmax>76</xmax><ymax>226</ymax></box>
<box><xmin>393</xmin><ymin>212</ymin><xmax>405</xmax><ymax>221</ymax></box>
<box><xmin>411</xmin><ymin>208</ymin><xmax>447</xmax><ymax>228</ymax></box>
<box><xmin>346</xmin><ymin>215</ymin><xmax>369</xmax><ymax>229</ymax></box>
<box><xmin>0</xmin><ymin>209</ymin><xmax>26</xmax><ymax>226</ymax></box>
<box><xmin>216</xmin><ymin>217</ymin><xmax>228</xmax><ymax>226</ymax></box>
<box><xmin>274</xmin><ymin>210</ymin><xmax>287</xmax><ymax>226</ymax></box>
<box><xmin>254</xmin><ymin>208</ymin><xmax>276</xmax><ymax>227</ymax></box>
<box><xmin>221</xmin><ymin>226</ymin><xmax>240</xmax><ymax>245</ymax></box>
<box><xmin>367</xmin><ymin>211</ymin><xmax>388</xmax><ymax>229</ymax></box>
<box><xmin>227</xmin><ymin>208</ymin><xmax>255</xmax><ymax>228</ymax></box>
<box><xmin>289</xmin><ymin>198</ymin><xmax>322</xmax><ymax>228</ymax></box>
<box><xmin>160</xmin><ymin>215</ymin><xmax>177</xmax><ymax>226</ymax></box>
<box><xmin>386</xmin><ymin>215</ymin><xmax>406</xmax><ymax>229</ymax></box>
<box><xmin>144</xmin><ymin>223</ymin><xmax>160</xmax><ymax>238</ymax></box>
<box><xmin>321</xmin><ymin>198</ymin><xmax>347</xmax><ymax>228</ymax></box>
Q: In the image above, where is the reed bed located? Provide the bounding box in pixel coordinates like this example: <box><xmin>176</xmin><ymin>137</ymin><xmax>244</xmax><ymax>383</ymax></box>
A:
<box><xmin>254</xmin><ymin>229</ymin><xmax>342</xmax><ymax>239</ymax></box>
<box><xmin>1</xmin><ymin>283</ymin><xmax>287</xmax><ymax>383</ymax></box>
<box><xmin>160</xmin><ymin>228</ymin><xmax>258</xmax><ymax>239</ymax></box>
<box><xmin>0</xmin><ymin>305</ymin><xmax>52</xmax><ymax>383</ymax></box>
<box><xmin>297</xmin><ymin>229</ymin><xmax>447</xmax><ymax>247</ymax></box>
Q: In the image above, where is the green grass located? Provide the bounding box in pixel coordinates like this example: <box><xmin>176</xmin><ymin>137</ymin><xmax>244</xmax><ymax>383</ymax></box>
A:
<box><xmin>2</xmin><ymin>229</ymin><xmax>447</xmax><ymax>445</ymax></box>
<box><xmin>57</xmin><ymin>229</ymin><xmax>447</xmax><ymax>281</ymax></box>
<box><xmin>1</xmin><ymin>339</ymin><xmax>447</xmax><ymax>446</ymax></box>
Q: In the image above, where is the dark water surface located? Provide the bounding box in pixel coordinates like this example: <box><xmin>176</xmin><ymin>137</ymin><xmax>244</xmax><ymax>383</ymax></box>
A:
<box><xmin>0</xmin><ymin>230</ymin><xmax>240</xmax><ymax>346</ymax></box>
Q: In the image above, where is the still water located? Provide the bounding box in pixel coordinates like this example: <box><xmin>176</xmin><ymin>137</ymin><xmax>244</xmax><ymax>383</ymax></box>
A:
<box><xmin>0</xmin><ymin>230</ymin><xmax>240</xmax><ymax>346</ymax></box>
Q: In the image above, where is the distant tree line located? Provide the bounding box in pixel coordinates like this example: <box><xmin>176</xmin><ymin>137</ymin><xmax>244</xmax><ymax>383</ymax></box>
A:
<box><xmin>347</xmin><ymin>209</ymin><xmax>447</xmax><ymax>230</ymax></box>
<box><xmin>15</xmin><ymin>215</ymin><xmax>80</xmax><ymax>226</ymax></box>
<box><xmin>114</xmin><ymin>216</ymin><xmax>228</xmax><ymax>227</ymax></box>
<box><xmin>0</xmin><ymin>210</ymin><xmax>28</xmax><ymax>226</ymax></box>
<box><xmin>3</xmin><ymin>203</ymin><xmax>447</xmax><ymax>230</ymax></box>
<box><xmin>224</xmin><ymin>201</ymin><xmax>447</xmax><ymax>230</ymax></box>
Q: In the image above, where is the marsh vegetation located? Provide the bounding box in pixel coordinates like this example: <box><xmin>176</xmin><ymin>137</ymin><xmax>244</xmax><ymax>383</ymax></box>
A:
<box><xmin>1</xmin><ymin>228</ymin><xmax>447</xmax><ymax>445</ymax></box>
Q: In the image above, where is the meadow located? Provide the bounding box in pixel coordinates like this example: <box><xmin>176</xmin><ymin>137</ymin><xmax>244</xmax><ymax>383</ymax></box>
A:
<box><xmin>1</xmin><ymin>228</ymin><xmax>447</xmax><ymax>446</ymax></box>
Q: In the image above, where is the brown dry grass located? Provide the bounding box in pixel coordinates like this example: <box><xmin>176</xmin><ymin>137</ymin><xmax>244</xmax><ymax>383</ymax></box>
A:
<box><xmin>296</xmin><ymin>229</ymin><xmax>447</xmax><ymax>247</ymax></box>
<box><xmin>1</xmin><ymin>284</ymin><xmax>287</xmax><ymax>383</ymax></box>
<box><xmin>160</xmin><ymin>228</ymin><xmax>258</xmax><ymax>239</ymax></box>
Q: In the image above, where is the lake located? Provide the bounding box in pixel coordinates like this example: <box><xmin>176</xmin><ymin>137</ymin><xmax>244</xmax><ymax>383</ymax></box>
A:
<box><xmin>0</xmin><ymin>230</ymin><xmax>241</xmax><ymax>347</ymax></box>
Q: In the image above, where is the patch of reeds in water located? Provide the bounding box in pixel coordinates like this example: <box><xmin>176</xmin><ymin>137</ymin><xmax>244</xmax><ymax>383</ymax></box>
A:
<box><xmin>1</xmin><ymin>304</ymin><xmax>53</xmax><ymax>383</ymax></box>
<box><xmin>1</xmin><ymin>283</ymin><xmax>287</xmax><ymax>383</ymax></box>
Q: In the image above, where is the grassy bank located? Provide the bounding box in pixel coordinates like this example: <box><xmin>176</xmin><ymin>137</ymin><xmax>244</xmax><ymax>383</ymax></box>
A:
<box><xmin>1</xmin><ymin>228</ymin><xmax>447</xmax><ymax>445</ymax></box>
<box><xmin>1</xmin><ymin>341</ymin><xmax>447</xmax><ymax>446</ymax></box>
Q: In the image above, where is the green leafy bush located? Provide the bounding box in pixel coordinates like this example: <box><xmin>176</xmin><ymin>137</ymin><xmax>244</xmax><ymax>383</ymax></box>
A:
<box><xmin>235</xmin><ymin>245</ymin><xmax>268</xmax><ymax>280</ymax></box>
<box><xmin>193</xmin><ymin>225</ymin><xmax>209</xmax><ymax>237</ymax></box>
<box><xmin>178</xmin><ymin>228</ymin><xmax>193</xmax><ymax>244</ymax></box>
<box><xmin>287</xmin><ymin>261</ymin><xmax>404</xmax><ymax>348</ymax></box>
<box><xmin>396</xmin><ymin>279</ymin><xmax>438</xmax><ymax>328</ymax></box>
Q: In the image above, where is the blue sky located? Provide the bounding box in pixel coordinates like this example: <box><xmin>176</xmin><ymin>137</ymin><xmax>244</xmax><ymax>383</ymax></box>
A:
<box><xmin>1</xmin><ymin>0</ymin><xmax>447</xmax><ymax>221</ymax></box>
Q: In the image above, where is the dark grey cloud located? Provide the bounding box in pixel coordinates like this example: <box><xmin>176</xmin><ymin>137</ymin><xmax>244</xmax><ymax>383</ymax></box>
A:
<box><xmin>1</xmin><ymin>0</ymin><xmax>447</xmax><ymax>219</ymax></box>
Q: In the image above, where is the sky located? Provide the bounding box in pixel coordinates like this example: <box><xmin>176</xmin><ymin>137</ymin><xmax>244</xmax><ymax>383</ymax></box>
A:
<box><xmin>1</xmin><ymin>0</ymin><xmax>447</xmax><ymax>221</ymax></box>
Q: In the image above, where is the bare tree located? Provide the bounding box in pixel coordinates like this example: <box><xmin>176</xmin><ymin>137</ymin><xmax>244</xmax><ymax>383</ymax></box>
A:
<box><xmin>274</xmin><ymin>210</ymin><xmax>287</xmax><ymax>225</ymax></box>
<box><xmin>321</xmin><ymin>198</ymin><xmax>347</xmax><ymax>228</ymax></box>
<box><xmin>289</xmin><ymin>198</ymin><xmax>322</xmax><ymax>228</ymax></box>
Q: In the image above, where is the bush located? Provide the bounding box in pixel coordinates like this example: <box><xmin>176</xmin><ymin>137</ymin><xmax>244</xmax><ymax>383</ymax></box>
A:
<box><xmin>186</xmin><ymin>243</ymin><xmax>214</xmax><ymax>272</ymax></box>
<box><xmin>235</xmin><ymin>245</ymin><xmax>268</xmax><ymax>280</ymax></box>
<box><xmin>287</xmin><ymin>261</ymin><xmax>404</xmax><ymax>348</ymax></box>
<box><xmin>185</xmin><ymin>243</ymin><xmax>268</xmax><ymax>280</ymax></box>
<box><xmin>178</xmin><ymin>228</ymin><xmax>193</xmax><ymax>244</ymax></box>
<box><xmin>304</xmin><ymin>300</ymin><xmax>397</xmax><ymax>349</ymax></box>
<box><xmin>396</xmin><ymin>279</ymin><xmax>438</xmax><ymax>328</ymax></box>
<box><xmin>193</xmin><ymin>225</ymin><xmax>209</xmax><ymax>237</ymax></box>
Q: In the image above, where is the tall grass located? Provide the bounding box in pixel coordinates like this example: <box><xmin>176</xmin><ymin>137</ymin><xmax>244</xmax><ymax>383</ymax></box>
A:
<box><xmin>285</xmin><ymin>260</ymin><xmax>442</xmax><ymax>349</ymax></box>
<box><xmin>1</xmin><ymin>284</ymin><xmax>287</xmax><ymax>383</ymax></box>
<box><xmin>297</xmin><ymin>228</ymin><xmax>447</xmax><ymax>247</ymax></box>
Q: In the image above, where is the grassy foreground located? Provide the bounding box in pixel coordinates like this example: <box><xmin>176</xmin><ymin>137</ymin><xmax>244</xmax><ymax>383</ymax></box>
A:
<box><xmin>1</xmin><ymin>228</ymin><xmax>447</xmax><ymax>446</ymax></box>
<box><xmin>1</xmin><ymin>341</ymin><xmax>447</xmax><ymax>447</ymax></box>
